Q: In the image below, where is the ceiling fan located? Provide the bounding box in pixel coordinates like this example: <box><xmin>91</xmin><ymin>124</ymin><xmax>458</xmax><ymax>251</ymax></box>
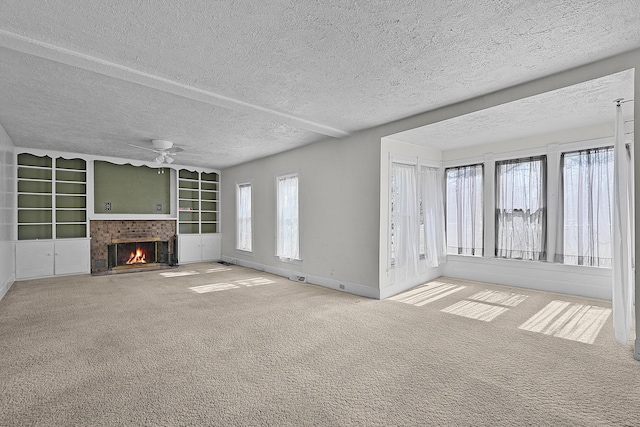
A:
<box><xmin>128</xmin><ymin>139</ymin><xmax>185</xmax><ymax>164</ymax></box>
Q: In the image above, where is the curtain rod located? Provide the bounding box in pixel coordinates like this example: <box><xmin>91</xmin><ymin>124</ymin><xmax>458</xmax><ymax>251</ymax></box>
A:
<box><xmin>614</xmin><ymin>98</ymin><xmax>634</xmax><ymax>106</ymax></box>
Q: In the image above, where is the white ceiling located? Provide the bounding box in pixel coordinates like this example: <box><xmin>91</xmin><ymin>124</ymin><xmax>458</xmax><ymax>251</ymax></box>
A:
<box><xmin>1</xmin><ymin>1</ymin><xmax>640</xmax><ymax>169</ymax></box>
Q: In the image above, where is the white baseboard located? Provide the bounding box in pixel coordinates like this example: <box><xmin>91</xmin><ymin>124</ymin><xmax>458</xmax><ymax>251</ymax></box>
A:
<box><xmin>443</xmin><ymin>255</ymin><xmax>612</xmax><ymax>300</ymax></box>
<box><xmin>379</xmin><ymin>268</ymin><xmax>443</xmax><ymax>299</ymax></box>
<box><xmin>220</xmin><ymin>256</ymin><xmax>379</xmax><ymax>299</ymax></box>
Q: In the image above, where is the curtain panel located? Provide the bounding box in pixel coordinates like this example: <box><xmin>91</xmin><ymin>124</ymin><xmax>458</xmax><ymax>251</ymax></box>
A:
<box><xmin>391</xmin><ymin>163</ymin><xmax>420</xmax><ymax>282</ymax></box>
<box><xmin>445</xmin><ymin>164</ymin><xmax>484</xmax><ymax>256</ymax></box>
<box><xmin>612</xmin><ymin>104</ymin><xmax>634</xmax><ymax>344</ymax></box>
<box><xmin>495</xmin><ymin>156</ymin><xmax>546</xmax><ymax>261</ymax></box>
<box><xmin>236</xmin><ymin>183</ymin><xmax>252</xmax><ymax>251</ymax></box>
<box><xmin>420</xmin><ymin>166</ymin><xmax>446</xmax><ymax>267</ymax></box>
<box><xmin>277</xmin><ymin>174</ymin><xmax>299</xmax><ymax>261</ymax></box>
<box><xmin>555</xmin><ymin>147</ymin><xmax>613</xmax><ymax>267</ymax></box>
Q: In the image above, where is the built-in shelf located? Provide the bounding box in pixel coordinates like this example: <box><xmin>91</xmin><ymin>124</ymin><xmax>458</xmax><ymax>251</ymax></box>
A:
<box><xmin>17</xmin><ymin>153</ymin><xmax>87</xmax><ymax>240</ymax></box>
<box><xmin>178</xmin><ymin>169</ymin><xmax>219</xmax><ymax>234</ymax></box>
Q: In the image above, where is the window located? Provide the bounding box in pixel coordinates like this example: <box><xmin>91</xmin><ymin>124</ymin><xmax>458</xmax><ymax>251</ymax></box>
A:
<box><xmin>495</xmin><ymin>156</ymin><xmax>546</xmax><ymax>260</ymax></box>
<box><xmin>445</xmin><ymin>164</ymin><xmax>483</xmax><ymax>256</ymax></box>
<box><xmin>276</xmin><ymin>173</ymin><xmax>299</xmax><ymax>260</ymax></box>
<box><xmin>236</xmin><ymin>183</ymin><xmax>252</xmax><ymax>252</ymax></box>
<box><xmin>557</xmin><ymin>147</ymin><xmax>614</xmax><ymax>267</ymax></box>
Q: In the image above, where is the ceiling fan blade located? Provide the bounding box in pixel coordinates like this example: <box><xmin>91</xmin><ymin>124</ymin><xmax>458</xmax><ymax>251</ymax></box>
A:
<box><xmin>127</xmin><ymin>143</ymin><xmax>158</xmax><ymax>153</ymax></box>
<box><xmin>170</xmin><ymin>147</ymin><xmax>185</xmax><ymax>153</ymax></box>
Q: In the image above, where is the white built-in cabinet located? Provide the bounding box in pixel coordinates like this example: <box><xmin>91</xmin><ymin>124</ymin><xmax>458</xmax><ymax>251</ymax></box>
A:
<box><xmin>15</xmin><ymin>239</ymin><xmax>90</xmax><ymax>279</ymax></box>
<box><xmin>177</xmin><ymin>168</ymin><xmax>221</xmax><ymax>264</ymax></box>
<box><xmin>16</xmin><ymin>151</ymin><xmax>90</xmax><ymax>279</ymax></box>
<box><xmin>177</xmin><ymin>234</ymin><xmax>222</xmax><ymax>264</ymax></box>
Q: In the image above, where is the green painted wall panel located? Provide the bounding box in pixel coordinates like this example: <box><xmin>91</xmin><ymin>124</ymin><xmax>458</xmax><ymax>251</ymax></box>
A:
<box><xmin>94</xmin><ymin>161</ymin><xmax>170</xmax><ymax>214</ymax></box>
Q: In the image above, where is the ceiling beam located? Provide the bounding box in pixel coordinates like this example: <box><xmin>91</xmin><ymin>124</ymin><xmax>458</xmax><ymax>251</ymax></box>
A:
<box><xmin>0</xmin><ymin>29</ymin><xmax>349</xmax><ymax>139</ymax></box>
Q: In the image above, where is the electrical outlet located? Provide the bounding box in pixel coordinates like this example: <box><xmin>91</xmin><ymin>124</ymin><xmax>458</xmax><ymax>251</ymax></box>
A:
<box><xmin>105</xmin><ymin>202</ymin><xmax>111</xmax><ymax>211</ymax></box>
<box><xmin>339</xmin><ymin>284</ymin><xmax>345</xmax><ymax>290</ymax></box>
<box><xmin>156</xmin><ymin>204</ymin><xmax>163</xmax><ymax>211</ymax></box>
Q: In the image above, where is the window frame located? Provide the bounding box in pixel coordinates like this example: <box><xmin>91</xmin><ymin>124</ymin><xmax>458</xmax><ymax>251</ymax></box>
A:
<box><xmin>275</xmin><ymin>172</ymin><xmax>300</xmax><ymax>262</ymax></box>
<box><xmin>444</xmin><ymin>163</ymin><xmax>485</xmax><ymax>257</ymax></box>
<box><xmin>236</xmin><ymin>181</ymin><xmax>252</xmax><ymax>252</ymax></box>
<box><xmin>494</xmin><ymin>155</ymin><xmax>547</xmax><ymax>261</ymax></box>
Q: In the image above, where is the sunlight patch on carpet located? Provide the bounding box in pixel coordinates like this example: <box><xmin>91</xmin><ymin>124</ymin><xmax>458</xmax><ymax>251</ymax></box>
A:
<box><xmin>519</xmin><ymin>300</ymin><xmax>611</xmax><ymax>344</ymax></box>
<box><xmin>388</xmin><ymin>281</ymin><xmax>466</xmax><ymax>306</ymax></box>
<box><xmin>160</xmin><ymin>271</ymin><xmax>199</xmax><ymax>277</ymax></box>
<box><xmin>205</xmin><ymin>267</ymin><xmax>233</xmax><ymax>273</ymax></box>
<box><xmin>468</xmin><ymin>290</ymin><xmax>528</xmax><ymax>307</ymax></box>
<box><xmin>441</xmin><ymin>300</ymin><xmax>509</xmax><ymax>322</ymax></box>
<box><xmin>234</xmin><ymin>277</ymin><xmax>276</xmax><ymax>287</ymax></box>
<box><xmin>189</xmin><ymin>277</ymin><xmax>276</xmax><ymax>294</ymax></box>
<box><xmin>441</xmin><ymin>290</ymin><xmax>526</xmax><ymax>322</ymax></box>
<box><xmin>190</xmin><ymin>283</ymin><xmax>239</xmax><ymax>293</ymax></box>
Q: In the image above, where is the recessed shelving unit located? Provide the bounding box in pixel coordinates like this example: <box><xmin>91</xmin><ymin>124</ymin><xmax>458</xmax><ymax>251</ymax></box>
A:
<box><xmin>17</xmin><ymin>153</ymin><xmax>87</xmax><ymax>240</ymax></box>
<box><xmin>178</xmin><ymin>169</ymin><xmax>219</xmax><ymax>234</ymax></box>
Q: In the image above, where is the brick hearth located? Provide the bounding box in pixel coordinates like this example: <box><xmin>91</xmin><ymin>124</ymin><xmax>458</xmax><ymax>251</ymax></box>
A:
<box><xmin>90</xmin><ymin>220</ymin><xmax>176</xmax><ymax>273</ymax></box>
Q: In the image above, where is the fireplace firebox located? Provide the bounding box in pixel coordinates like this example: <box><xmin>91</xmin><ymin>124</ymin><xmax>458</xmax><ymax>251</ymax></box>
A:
<box><xmin>107</xmin><ymin>238</ymin><xmax>170</xmax><ymax>270</ymax></box>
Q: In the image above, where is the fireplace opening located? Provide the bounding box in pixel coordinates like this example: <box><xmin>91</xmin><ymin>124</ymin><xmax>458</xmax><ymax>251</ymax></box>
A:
<box><xmin>107</xmin><ymin>239</ymin><xmax>170</xmax><ymax>270</ymax></box>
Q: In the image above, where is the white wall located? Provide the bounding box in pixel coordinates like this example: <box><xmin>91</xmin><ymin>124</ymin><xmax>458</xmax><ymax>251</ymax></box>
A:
<box><xmin>0</xmin><ymin>122</ymin><xmax>16</xmax><ymax>300</ymax></box>
<box><xmin>221</xmin><ymin>129</ymin><xmax>382</xmax><ymax>298</ymax></box>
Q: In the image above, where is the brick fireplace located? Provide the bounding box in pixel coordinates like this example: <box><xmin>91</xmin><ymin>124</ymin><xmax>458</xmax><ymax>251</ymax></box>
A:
<box><xmin>90</xmin><ymin>220</ymin><xmax>176</xmax><ymax>273</ymax></box>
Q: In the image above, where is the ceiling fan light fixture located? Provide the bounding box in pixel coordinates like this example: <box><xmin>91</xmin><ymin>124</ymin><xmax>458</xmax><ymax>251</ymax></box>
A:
<box><xmin>155</xmin><ymin>154</ymin><xmax>165</xmax><ymax>164</ymax></box>
<box><xmin>165</xmin><ymin>156</ymin><xmax>174</xmax><ymax>164</ymax></box>
<box><xmin>152</xmin><ymin>139</ymin><xmax>173</xmax><ymax>150</ymax></box>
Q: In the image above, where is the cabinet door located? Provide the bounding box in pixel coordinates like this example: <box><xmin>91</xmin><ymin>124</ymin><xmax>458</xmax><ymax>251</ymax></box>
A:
<box><xmin>16</xmin><ymin>241</ymin><xmax>55</xmax><ymax>279</ymax></box>
<box><xmin>178</xmin><ymin>234</ymin><xmax>203</xmax><ymax>263</ymax></box>
<box><xmin>200</xmin><ymin>234</ymin><xmax>221</xmax><ymax>261</ymax></box>
<box><xmin>54</xmin><ymin>239</ymin><xmax>90</xmax><ymax>275</ymax></box>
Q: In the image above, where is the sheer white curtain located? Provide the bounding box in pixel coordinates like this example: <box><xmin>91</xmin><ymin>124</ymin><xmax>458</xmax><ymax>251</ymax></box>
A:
<box><xmin>420</xmin><ymin>166</ymin><xmax>446</xmax><ymax>267</ymax></box>
<box><xmin>556</xmin><ymin>148</ymin><xmax>613</xmax><ymax>267</ymax></box>
<box><xmin>612</xmin><ymin>104</ymin><xmax>634</xmax><ymax>344</ymax></box>
<box><xmin>236</xmin><ymin>183</ymin><xmax>252</xmax><ymax>251</ymax></box>
<box><xmin>445</xmin><ymin>165</ymin><xmax>483</xmax><ymax>256</ymax></box>
<box><xmin>277</xmin><ymin>174</ymin><xmax>299</xmax><ymax>261</ymax></box>
<box><xmin>495</xmin><ymin>157</ymin><xmax>546</xmax><ymax>260</ymax></box>
<box><xmin>391</xmin><ymin>163</ymin><xmax>419</xmax><ymax>282</ymax></box>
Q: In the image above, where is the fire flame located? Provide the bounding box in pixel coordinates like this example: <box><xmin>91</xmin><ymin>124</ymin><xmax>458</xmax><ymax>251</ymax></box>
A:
<box><xmin>126</xmin><ymin>246</ymin><xmax>146</xmax><ymax>264</ymax></box>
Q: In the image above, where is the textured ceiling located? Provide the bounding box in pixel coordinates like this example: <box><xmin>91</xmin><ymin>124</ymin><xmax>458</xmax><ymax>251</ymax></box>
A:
<box><xmin>1</xmin><ymin>0</ymin><xmax>640</xmax><ymax>168</ymax></box>
<box><xmin>389</xmin><ymin>69</ymin><xmax>635</xmax><ymax>150</ymax></box>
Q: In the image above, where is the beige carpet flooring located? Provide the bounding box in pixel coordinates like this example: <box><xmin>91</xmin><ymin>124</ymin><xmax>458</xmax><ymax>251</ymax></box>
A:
<box><xmin>0</xmin><ymin>263</ymin><xmax>638</xmax><ymax>426</ymax></box>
